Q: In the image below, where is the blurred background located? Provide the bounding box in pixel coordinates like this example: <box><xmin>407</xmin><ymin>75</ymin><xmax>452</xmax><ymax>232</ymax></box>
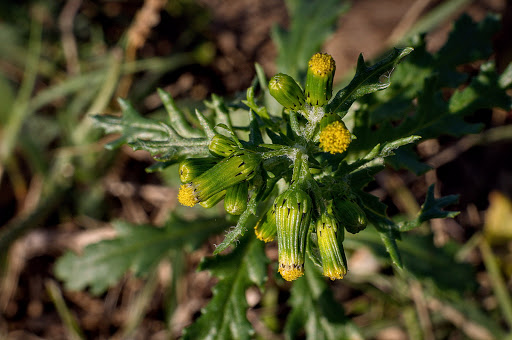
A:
<box><xmin>0</xmin><ymin>0</ymin><xmax>511</xmax><ymax>339</ymax></box>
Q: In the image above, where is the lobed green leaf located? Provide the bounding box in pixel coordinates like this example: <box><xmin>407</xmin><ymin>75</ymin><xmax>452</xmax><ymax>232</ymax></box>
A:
<box><xmin>284</xmin><ymin>259</ymin><xmax>362</xmax><ymax>340</ymax></box>
<box><xmin>398</xmin><ymin>184</ymin><xmax>459</xmax><ymax>232</ymax></box>
<box><xmin>326</xmin><ymin>47</ymin><xmax>414</xmax><ymax>118</ymax></box>
<box><xmin>54</xmin><ymin>218</ymin><xmax>228</xmax><ymax>295</ymax></box>
<box><xmin>272</xmin><ymin>0</ymin><xmax>349</xmax><ymax>79</ymax></box>
<box><xmin>182</xmin><ymin>235</ymin><xmax>267</xmax><ymax>340</ymax></box>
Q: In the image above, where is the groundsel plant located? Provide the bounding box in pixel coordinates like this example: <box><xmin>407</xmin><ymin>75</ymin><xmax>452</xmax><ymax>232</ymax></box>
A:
<box><xmin>53</xmin><ymin>10</ymin><xmax>512</xmax><ymax>338</ymax></box>
<box><xmin>91</xmin><ymin>46</ymin><xmax>467</xmax><ymax>281</ymax></box>
<box><xmin>86</xmin><ymin>42</ymin><xmax>475</xmax><ymax>285</ymax></box>
<box><xmin>178</xmin><ymin>52</ymin><xmax>380</xmax><ymax>281</ymax></box>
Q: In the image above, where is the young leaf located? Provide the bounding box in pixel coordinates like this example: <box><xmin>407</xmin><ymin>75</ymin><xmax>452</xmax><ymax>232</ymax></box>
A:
<box><xmin>272</xmin><ymin>0</ymin><xmax>349</xmax><ymax>78</ymax></box>
<box><xmin>54</xmin><ymin>218</ymin><xmax>228</xmax><ymax>295</ymax></box>
<box><xmin>325</xmin><ymin>47</ymin><xmax>414</xmax><ymax>118</ymax></box>
<box><xmin>182</xmin><ymin>234</ymin><xmax>267</xmax><ymax>340</ymax></box>
<box><xmin>341</xmin><ymin>135</ymin><xmax>421</xmax><ymax>175</ymax></box>
<box><xmin>157</xmin><ymin>88</ymin><xmax>204</xmax><ymax>138</ymax></box>
<box><xmin>284</xmin><ymin>259</ymin><xmax>362</xmax><ymax>340</ymax></box>
<box><xmin>92</xmin><ymin>99</ymin><xmax>210</xmax><ymax>160</ymax></box>
<box><xmin>92</xmin><ymin>98</ymin><xmax>172</xmax><ymax>150</ymax></box>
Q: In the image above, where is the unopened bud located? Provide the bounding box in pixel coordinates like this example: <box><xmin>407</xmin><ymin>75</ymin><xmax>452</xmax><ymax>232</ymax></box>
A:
<box><xmin>209</xmin><ymin>134</ymin><xmax>239</xmax><ymax>158</ymax></box>
<box><xmin>269</xmin><ymin>73</ymin><xmax>305</xmax><ymax>111</ymax></box>
<box><xmin>333</xmin><ymin>200</ymin><xmax>368</xmax><ymax>234</ymax></box>
<box><xmin>224</xmin><ymin>182</ymin><xmax>249</xmax><ymax>215</ymax></box>
<box><xmin>254</xmin><ymin>208</ymin><xmax>277</xmax><ymax>242</ymax></box>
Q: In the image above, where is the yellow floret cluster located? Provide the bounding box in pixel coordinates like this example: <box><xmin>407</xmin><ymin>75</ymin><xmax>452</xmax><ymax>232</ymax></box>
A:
<box><xmin>323</xmin><ymin>268</ymin><xmax>345</xmax><ymax>281</ymax></box>
<box><xmin>319</xmin><ymin>121</ymin><xmax>351</xmax><ymax>154</ymax></box>
<box><xmin>178</xmin><ymin>184</ymin><xmax>198</xmax><ymax>207</ymax></box>
<box><xmin>309</xmin><ymin>53</ymin><xmax>336</xmax><ymax>76</ymax></box>
<box><xmin>278</xmin><ymin>262</ymin><xmax>305</xmax><ymax>281</ymax></box>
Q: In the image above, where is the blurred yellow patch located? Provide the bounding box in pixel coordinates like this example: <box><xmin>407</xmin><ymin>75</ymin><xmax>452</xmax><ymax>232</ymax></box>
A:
<box><xmin>484</xmin><ymin>191</ymin><xmax>512</xmax><ymax>244</ymax></box>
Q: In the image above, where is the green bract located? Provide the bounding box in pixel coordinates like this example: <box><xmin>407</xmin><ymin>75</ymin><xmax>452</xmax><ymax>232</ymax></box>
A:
<box><xmin>224</xmin><ymin>182</ymin><xmax>249</xmax><ymax>215</ymax></box>
<box><xmin>179</xmin><ymin>157</ymin><xmax>218</xmax><ymax>183</ymax></box>
<box><xmin>178</xmin><ymin>150</ymin><xmax>261</xmax><ymax>207</ymax></box>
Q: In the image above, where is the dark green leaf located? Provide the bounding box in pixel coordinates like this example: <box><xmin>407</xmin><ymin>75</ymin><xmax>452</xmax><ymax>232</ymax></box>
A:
<box><xmin>182</xmin><ymin>235</ymin><xmax>267</xmax><ymax>340</ymax></box>
<box><xmin>272</xmin><ymin>0</ymin><xmax>349</xmax><ymax>79</ymax></box>
<box><xmin>398</xmin><ymin>184</ymin><xmax>459</xmax><ymax>231</ymax></box>
<box><xmin>339</xmin><ymin>135</ymin><xmax>421</xmax><ymax>176</ymax></box>
<box><xmin>54</xmin><ymin>218</ymin><xmax>228</xmax><ymax>295</ymax></box>
<box><xmin>92</xmin><ymin>99</ymin><xmax>210</xmax><ymax>160</ymax></box>
<box><xmin>386</xmin><ymin>147</ymin><xmax>432</xmax><ymax>175</ymax></box>
<box><xmin>448</xmin><ymin>62</ymin><xmax>512</xmax><ymax>116</ymax></box>
<box><xmin>326</xmin><ymin>47</ymin><xmax>413</xmax><ymax>117</ymax></box>
<box><xmin>435</xmin><ymin>14</ymin><xmax>500</xmax><ymax>68</ymax></box>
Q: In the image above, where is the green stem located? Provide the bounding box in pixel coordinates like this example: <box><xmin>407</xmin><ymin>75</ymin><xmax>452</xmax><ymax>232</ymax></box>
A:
<box><xmin>479</xmin><ymin>238</ymin><xmax>512</xmax><ymax>329</ymax></box>
<box><xmin>289</xmin><ymin>110</ymin><xmax>302</xmax><ymax>137</ymax></box>
<box><xmin>46</xmin><ymin>279</ymin><xmax>85</xmax><ymax>340</ymax></box>
<box><xmin>301</xmin><ymin>154</ymin><xmax>326</xmax><ymax>213</ymax></box>
<box><xmin>261</xmin><ymin>147</ymin><xmax>293</xmax><ymax>160</ymax></box>
<box><xmin>291</xmin><ymin>150</ymin><xmax>303</xmax><ymax>184</ymax></box>
<box><xmin>0</xmin><ymin>18</ymin><xmax>42</xmax><ymax>167</ymax></box>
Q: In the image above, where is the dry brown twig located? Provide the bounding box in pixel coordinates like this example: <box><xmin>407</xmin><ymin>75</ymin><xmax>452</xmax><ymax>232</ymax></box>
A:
<box><xmin>117</xmin><ymin>0</ymin><xmax>168</xmax><ymax>98</ymax></box>
<box><xmin>59</xmin><ymin>0</ymin><xmax>83</xmax><ymax>75</ymax></box>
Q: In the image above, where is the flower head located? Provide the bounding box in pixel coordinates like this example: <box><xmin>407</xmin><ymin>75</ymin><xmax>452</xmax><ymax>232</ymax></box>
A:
<box><xmin>319</xmin><ymin>121</ymin><xmax>351</xmax><ymax>154</ymax></box>
<box><xmin>305</xmin><ymin>53</ymin><xmax>336</xmax><ymax>106</ymax></box>
<box><xmin>177</xmin><ymin>151</ymin><xmax>261</xmax><ymax>207</ymax></box>
<box><xmin>316</xmin><ymin>213</ymin><xmax>347</xmax><ymax>280</ymax></box>
<box><xmin>274</xmin><ymin>187</ymin><xmax>312</xmax><ymax>281</ymax></box>
<box><xmin>308</xmin><ymin>53</ymin><xmax>336</xmax><ymax>76</ymax></box>
<box><xmin>178</xmin><ymin>184</ymin><xmax>198</xmax><ymax>207</ymax></box>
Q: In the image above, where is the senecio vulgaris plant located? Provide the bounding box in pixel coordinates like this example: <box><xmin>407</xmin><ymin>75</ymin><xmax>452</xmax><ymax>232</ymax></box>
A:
<box><xmin>53</xmin><ymin>11</ymin><xmax>512</xmax><ymax>338</ymax></box>
<box><xmin>91</xmin><ymin>46</ymin><xmax>467</xmax><ymax>283</ymax></box>
<box><xmin>178</xmin><ymin>52</ymin><xmax>374</xmax><ymax>281</ymax></box>
<box><xmin>87</xmin><ymin>40</ymin><xmax>476</xmax><ymax>288</ymax></box>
